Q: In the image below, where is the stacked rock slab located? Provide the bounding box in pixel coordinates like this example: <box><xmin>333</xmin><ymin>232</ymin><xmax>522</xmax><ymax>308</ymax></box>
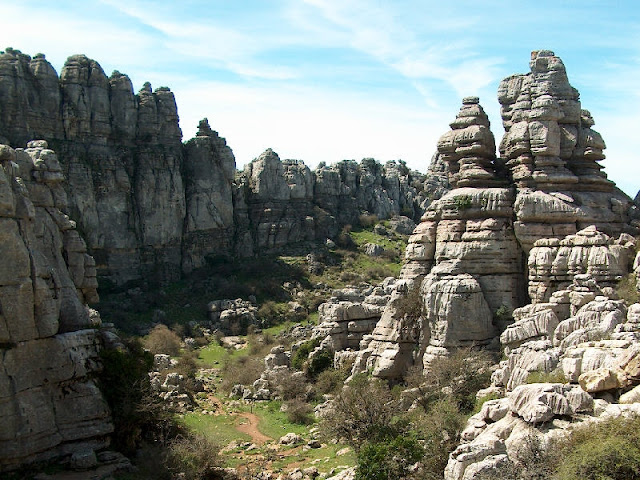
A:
<box><xmin>352</xmin><ymin>51</ymin><xmax>637</xmax><ymax>381</ymax></box>
<box><xmin>0</xmin><ymin>142</ymin><xmax>112</xmax><ymax>470</ymax></box>
<box><xmin>354</xmin><ymin>97</ymin><xmax>523</xmax><ymax>378</ymax></box>
<box><xmin>182</xmin><ymin>119</ymin><xmax>236</xmax><ymax>272</ymax></box>
<box><xmin>500</xmin><ymin>50</ymin><xmax>635</xmax><ymax>252</ymax></box>
<box><xmin>0</xmin><ymin>49</ymin><xmax>431</xmax><ymax>285</ymax></box>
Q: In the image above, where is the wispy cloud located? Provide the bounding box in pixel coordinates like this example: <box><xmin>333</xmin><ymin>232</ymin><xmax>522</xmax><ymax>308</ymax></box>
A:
<box><xmin>2</xmin><ymin>0</ymin><xmax>638</xmax><ymax>196</ymax></box>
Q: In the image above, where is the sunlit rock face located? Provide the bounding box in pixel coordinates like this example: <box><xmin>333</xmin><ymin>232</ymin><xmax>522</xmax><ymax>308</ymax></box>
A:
<box><xmin>0</xmin><ymin>142</ymin><xmax>112</xmax><ymax>471</ymax></box>
<box><xmin>351</xmin><ymin>51</ymin><xmax>637</xmax><ymax>381</ymax></box>
<box><xmin>0</xmin><ymin>49</ymin><xmax>432</xmax><ymax>285</ymax></box>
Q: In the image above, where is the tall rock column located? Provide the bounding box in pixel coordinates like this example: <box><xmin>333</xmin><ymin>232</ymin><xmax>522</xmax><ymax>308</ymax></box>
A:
<box><xmin>354</xmin><ymin>98</ymin><xmax>522</xmax><ymax>380</ymax></box>
<box><xmin>182</xmin><ymin>119</ymin><xmax>236</xmax><ymax>271</ymax></box>
<box><xmin>499</xmin><ymin>50</ymin><xmax>635</xmax><ymax>252</ymax></box>
<box><xmin>0</xmin><ymin>142</ymin><xmax>112</xmax><ymax>471</ymax></box>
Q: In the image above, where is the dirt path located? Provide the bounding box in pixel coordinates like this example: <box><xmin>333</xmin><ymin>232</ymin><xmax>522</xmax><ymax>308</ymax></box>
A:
<box><xmin>236</xmin><ymin>412</ymin><xmax>272</xmax><ymax>445</ymax></box>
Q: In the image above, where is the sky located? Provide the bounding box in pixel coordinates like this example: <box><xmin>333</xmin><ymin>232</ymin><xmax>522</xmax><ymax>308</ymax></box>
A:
<box><xmin>2</xmin><ymin>0</ymin><xmax>639</xmax><ymax>196</ymax></box>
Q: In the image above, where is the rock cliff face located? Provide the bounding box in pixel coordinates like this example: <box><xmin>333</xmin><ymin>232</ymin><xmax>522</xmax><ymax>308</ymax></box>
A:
<box><xmin>0</xmin><ymin>141</ymin><xmax>112</xmax><ymax>470</ymax></box>
<box><xmin>0</xmin><ymin>48</ymin><xmax>429</xmax><ymax>285</ymax></box>
<box><xmin>348</xmin><ymin>51</ymin><xmax>637</xmax><ymax>380</ymax></box>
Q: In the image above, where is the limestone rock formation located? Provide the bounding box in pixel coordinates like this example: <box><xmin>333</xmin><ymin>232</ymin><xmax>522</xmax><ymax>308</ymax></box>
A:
<box><xmin>0</xmin><ymin>142</ymin><xmax>112</xmax><ymax>470</ymax></box>
<box><xmin>0</xmin><ymin>48</ymin><xmax>432</xmax><ymax>285</ymax></box>
<box><xmin>350</xmin><ymin>51</ymin><xmax>637</xmax><ymax>382</ymax></box>
<box><xmin>182</xmin><ymin>118</ymin><xmax>236</xmax><ymax>272</ymax></box>
<box><xmin>312</xmin><ymin>281</ymin><xmax>395</xmax><ymax>364</ymax></box>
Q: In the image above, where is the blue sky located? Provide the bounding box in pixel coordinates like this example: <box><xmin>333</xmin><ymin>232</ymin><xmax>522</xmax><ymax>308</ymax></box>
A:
<box><xmin>2</xmin><ymin>0</ymin><xmax>639</xmax><ymax>196</ymax></box>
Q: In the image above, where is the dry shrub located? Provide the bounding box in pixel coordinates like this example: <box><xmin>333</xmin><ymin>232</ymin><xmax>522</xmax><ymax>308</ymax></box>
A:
<box><xmin>272</xmin><ymin>369</ymin><xmax>309</xmax><ymax>401</ymax></box>
<box><xmin>285</xmin><ymin>398</ymin><xmax>314</xmax><ymax>425</ymax></box>
<box><xmin>314</xmin><ymin>367</ymin><xmax>349</xmax><ymax>397</ymax></box>
<box><xmin>358</xmin><ymin>213</ymin><xmax>379</xmax><ymax>227</ymax></box>
<box><xmin>144</xmin><ymin>324</ymin><xmax>182</xmax><ymax>356</ymax></box>
<box><xmin>320</xmin><ymin>374</ymin><xmax>398</xmax><ymax>450</ymax></box>
<box><xmin>413</xmin><ymin>348</ymin><xmax>493</xmax><ymax>414</ymax></box>
<box><xmin>165</xmin><ymin>433</ymin><xmax>223</xmax><ymax>480</ymax></box>
<box><xmin>220</xmin><ymin>354</ymin><xmax>264</xmax><ymax>393</ymax></box>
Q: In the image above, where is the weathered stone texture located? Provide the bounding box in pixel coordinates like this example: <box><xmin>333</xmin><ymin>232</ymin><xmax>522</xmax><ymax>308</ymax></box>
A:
<box><xmin>0</xmin><ymin>49</ymin><xmax>431</xmax><ymax>284</ymax></box>
<box><xmin>0</xmin><ymin>143</ymin><xmax>112</xmax><ymax>471</ymax></box>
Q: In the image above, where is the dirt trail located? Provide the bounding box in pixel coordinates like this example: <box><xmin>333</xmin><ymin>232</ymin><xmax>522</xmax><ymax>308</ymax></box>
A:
<box><xmin>236</xmin><ymin>412</ymin><xmax>272</xmax><ymax>445</ymax></box>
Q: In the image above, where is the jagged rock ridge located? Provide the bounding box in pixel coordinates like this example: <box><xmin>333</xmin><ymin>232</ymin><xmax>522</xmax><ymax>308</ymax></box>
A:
<box><xmin>0</xmin><ymin>48</ymin><xmax>432</xmax><ymax>286</ymax></box>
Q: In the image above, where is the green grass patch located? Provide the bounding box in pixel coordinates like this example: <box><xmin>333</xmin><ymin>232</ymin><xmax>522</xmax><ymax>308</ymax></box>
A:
<box><xmin>198</xmin><ymin>342</ymin><xmax>230</xmax><ymax>366</ymax></box>
<box><xmin>241</xmin><ymin>400</ymin><xmax>311</xmax><ymax>439</ymax></box>
<box><xmin>270</xmin><ymin>443</ymin><xmax>356</xmax><ymax>473</ymax></box>
<box><xmin>349</xmin><ymin>228</ymin><xmax>407</xmax><ymax>252</ymax></box>
<box><xmin>181</xmin><ymin>412</ymin><xmax>251</xmax><ymax>446</ymax></box>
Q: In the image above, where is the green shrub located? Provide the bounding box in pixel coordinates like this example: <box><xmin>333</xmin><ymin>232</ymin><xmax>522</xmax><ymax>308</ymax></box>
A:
<box><xmin>99</xmin><ymin>339</ymin><xmax>175</xmax><ymax>454</ymax></box>
<box><xmin>411</xmin><ymin>398</ymin><xmax>467</xmax><ymax>480</ymax></box>
<box><xmin>472</xmin><ymin>392</ymin><xmax>503</xmax><ymax>415</ymax></box>
<box><xmin>314</xmin><ymin>367</ymin><xmax>350</xmax><ymax>397</ymax></box>
<box><xmin>291</xmin><ymin>338</ymin><xmax>320</xmax><ymax>371</ymax></box>
<box><xmin>307</xmin><ymin>349</ymin><xmax>333</xmax><ymax>378</ymax></box>
<box><xmin>554</xmin><ymin>415</ymin><xmax>640</xmax><ymax>480</ymax></box>
<box><xmin>356</xmin><ymin>434</ymin><xmax>424</xmax><ymax>480</ymax></box>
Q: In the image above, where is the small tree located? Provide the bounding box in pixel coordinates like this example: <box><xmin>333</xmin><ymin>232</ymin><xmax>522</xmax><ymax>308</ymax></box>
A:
<box><xmin>320</xmin><ymin>374</ymin><xmax>398</xmax><ymax>449</ymax></box>
<box><xmin>144</xmin><ymin>324</ymin><xmax>182</xmax><ymax>356</ymax></box>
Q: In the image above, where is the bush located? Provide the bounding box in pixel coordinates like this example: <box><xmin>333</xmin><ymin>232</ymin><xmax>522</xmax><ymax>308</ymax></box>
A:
<box><xmin>358</xmin><ymin>213</ymin><xmax>379</xmax><ymax>228</ymax></box>
<box><xmin>617</xmin><ymin>273</ymin><xmax>640</xmax><ymax>306</ymax></box>
<box><xmin>220</xmin><ymin>354</ymin><xmax>265</xmax><ymax>393</ymax></box>
<box><xmin>291</xmin><ymin>338</ymin><xmax>320</xmax><ymax>371</ymax></box>
<box><xmin>320</xmin><ymin>374</ymin><xmax>398</xmax><ymax>449</ymax></box>
<box><xmin>257</xmin><ymin>301</ymin><xmax>289</xmax><ymax>325</ymax></box>
<box><xmin>412</xmin><ymin>349</ymin><xmax>493</xmax><ymax>414</ymax></box>
<box><xmin>165</xmin><ymin>433</ymin><xmax>222</xmax><ymax>480</ymax></box>
<box><xmin>272</xmin><ymin>369</ymin><xmax>309</xmax><ymax>401</ymax></box>
<box><xmin>99</xmin><ymin>339</ymin><xmax>175</xmax><ymax>454</ymax></box>
<box><xmin>478</xmin><ymin>433</ymin><xmax>557</xmax><ymax>480</ymax></box>
<box><xmin>314</xmin><ymin>367</ymin><xmax>349</xmax><ymax>397</ymax></box>
<box><xmin>285</xmin><ymin>398</ymin><xmax>314</xmax><ymax>425</ymax></box>
<box><xmin>411</xmin><ymin>398</ymin><xmax>467</xmax><ymax>480</ymax></box>
<box><xmin>307</xmin><ymin>349</ymin><xmax>333</xmax><ymax>378</ymax></box>
<box><xmin>525</xmin><ymin>368</ymin><xmax>567</xmax><ymax>384</ymax></box>
<box><xmin>144</xmin><ymin>324</ymin><xmax>182</xmax><ymax>356</ymax></box>
<box><xmin>395</xmin><ymin>282</ymin><xmax>423</xmax><ymax>319</ymax></box>
<box><xmin>554</xmin><ymin>415</ymin><xmax>640</xmax><ymax>480</ymax></box>
<box><xmin>356</xmin><ymin>434</ymin><xmax>424</xmax><ymax>480</ymax></box>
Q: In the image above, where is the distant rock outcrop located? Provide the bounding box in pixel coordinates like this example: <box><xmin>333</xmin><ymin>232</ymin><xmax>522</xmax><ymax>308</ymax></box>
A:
<box><xmin>0</xmin><ymin>141</ymin><xmax>112</xmax><ymax>470</ymax></box>
<box><xmin>0</xmin><ymin>48</ymin><xmax>430</xmax><ymax>286</ymax></box>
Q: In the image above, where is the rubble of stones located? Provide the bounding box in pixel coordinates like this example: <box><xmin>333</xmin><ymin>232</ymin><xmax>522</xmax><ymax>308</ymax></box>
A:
<box><xmin>0</xmin><ymin>48</ymin><xmax>435</xmax><ymax>288</ymax></box>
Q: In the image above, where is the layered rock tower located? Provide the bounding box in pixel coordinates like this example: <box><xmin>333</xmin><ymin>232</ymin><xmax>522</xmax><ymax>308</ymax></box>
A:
<box><xmin>349</xmin><ymin>50</ymin><xmax>637</xmax><ymax>380</ymax></box>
